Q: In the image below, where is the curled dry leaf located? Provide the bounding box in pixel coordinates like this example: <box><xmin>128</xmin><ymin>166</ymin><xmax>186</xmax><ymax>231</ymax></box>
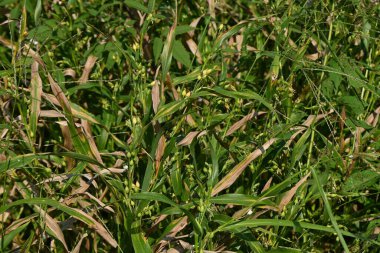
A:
<box><xmin>63</xmin><ymin>68</ymin><xmax>76</xmax><ymax>78</ymax></box>
<box><xmin>211</xmin><ymin>138</ymin><xmax>278</xmax><ymax>196</ymax></box>
<box><xmin>79</xmin><ymin>55</ymin><xmax>97</xmax><ymax>84</ymax></box>
<box><xmin>278</xmin><ymin>172</ymin><xmax>311</xmax><ymax>212</ymax></box>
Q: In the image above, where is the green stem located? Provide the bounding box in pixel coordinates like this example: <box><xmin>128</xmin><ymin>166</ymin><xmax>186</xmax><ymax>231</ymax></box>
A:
<box><xmin>308</xmin><ymin>128</ymin><xmax>350</xmax><ymax>253</ymax></box>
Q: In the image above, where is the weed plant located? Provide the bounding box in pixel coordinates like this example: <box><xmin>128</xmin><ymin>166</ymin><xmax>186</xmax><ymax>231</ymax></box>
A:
<box><xmin>0</xmin><ymin>0</ymin><xmax>379</xmax><ymax>252</ymax></box>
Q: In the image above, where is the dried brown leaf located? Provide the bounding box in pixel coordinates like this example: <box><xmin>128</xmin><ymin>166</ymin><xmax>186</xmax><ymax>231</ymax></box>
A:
<box><xmin>211</xmin><ymin>138</ymin><xmax>277</xmax><ymax>196</ymax></box>
<box><xmin>71</xmin><ymin>207</ymin><xmax>117</xmax><ymax>248</ymax></box>
<box><xmin>178</xmin><ymin>131</ymin><xmax>200</xmax><ymax>146</ymax></box>
<box><xmin>152</xmin><ymin>80</ymin><xmax>160</xmax><ymax>114</ymax></box>
<box><xmin>261</xmin><ymin>176</ymin><xmax>273</xmax><ymax>193</ymax></box>
<box><xmin>186</xmin><ymin>39</ymin><xmax>202</xmax><ymax>64</ymax></box>
<box><xmin>40</xmin><ymin>110</ymin><xmax>64</xmax><ymax>118</ymax></box>
<box><xmin>71</xmin><ymin>233</ymin><xmax>88</xmax><ymax>253</ymax></box>
<box><xmin>79</xmin><ymin>55</ymin><xmax>97</xmax><ymax>84</ymax></box>
<box><xmin>188</xmin><ymin>17</ymin><xmax>202</xmax><ymax>38</ymax></box>
<box><xmin>155</xmin><ymin>135</ymin><xmax>166</xmax><ymax>176</ymax></box>
<box><xmin>36</xmin><ymin>207</ymin><xmax>69</xmax><ymax>252</ymax></box>
<box><xmin>278</xmin><ymin>172</ymin><xmax>311</xmax><ymax>212</ymax></box>
<box><xmin>48</xmin><ymin>74</ymin><xmax>72</xmax><ymax>114</ymax></box>
<box><xmin>83</xmin><ymin>192</ymin><xmax>114</xmax><ymax>213</ymax></box>
<box><xmin>81</xmin><ymin>119</ymin><xmax>103</xmax><ymax>164</ymax></box>
<box><xmin>286</xmin><ymin>109</ymin><xmax>333</xmax><ymax>147</ymax></box>
<box><xmin>63</xmin><ymin>68</ymin><xmax>76</xmax><ymax>78</ymax></box>
<box><xmin>226</xmin><ymin>111</ymin><xmax>266</xmax><ymax>136</ymax></box>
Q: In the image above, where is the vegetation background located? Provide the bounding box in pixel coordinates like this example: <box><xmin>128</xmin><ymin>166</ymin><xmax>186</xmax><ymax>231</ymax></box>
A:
<box><xmin>0</xmin><ymin>0</ymin><xmax>379</xmax><ymax>252</ymax></box>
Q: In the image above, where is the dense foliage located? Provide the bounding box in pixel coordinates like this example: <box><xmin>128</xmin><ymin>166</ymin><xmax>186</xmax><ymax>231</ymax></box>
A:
<box><xmin>0</xmin><ymin>0</ymin><xmax>379</xmax><ymax>252</ymax></box>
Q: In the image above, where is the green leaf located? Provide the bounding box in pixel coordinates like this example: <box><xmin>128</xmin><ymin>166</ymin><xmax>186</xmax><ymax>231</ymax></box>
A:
<box><xmin>175</xmin><ymin>25</ymin><xmax>195</xmax><ymax>35</ymax></box>
<box><xmin>290</xmin><ymin>128</ymin><xmax>311</xmax><ymax>168</ymax></box>
<box><xmin>218</xmin><ymin>219</ymin><xmax>356</xmax><ymax>238</ymax></box>
<box><xmin>338</xmin><ymin>96</ymin><xmax>365</xmax><ymax>116</ymax></box>
<box><xmin>173</xmin><ymin>40</ymin><xmax>191</xmax><ymax>68</ymax></box>
<box><xmin>0</xmin><ymin>222</ymin><xmax>30</xmax><ymax>249</ymax></box>
<box><xmin>124</xmin><ymin>0</ymin><xmax>149</xmax><ymax>13</ymax></box>
<box><xmin>161</xmin><ymin>22</ymin><xmax>176</xmax><ymax>80</ymax></box>
<box><xmin>153</xmin><ymin>37</ymin><xmax>163</xmax><ymax>64</ymax></box>
<box><xmin>203</xmin><ymin>87</ymin><xmax>274</xmax><ymax>112</ymax></box>
<box><xmin>0</xmin><ymin>198</ymin><xmax>94</xmax><ymax>225</ymax></box>
<box><xmin>34</xmin><ymin>0</ymin><xmax>41</xmax><ymax>24</ymax></box>
<box><xmin>342</xmin><ymin>170</ymin><xmax>380</xmax><ymax>193</ymax></box>
<box><xmin>153</xmin><ymin>99</ymin><xmax>187</xmax><ymax>121</ymax></box>
<box><xmin>131</xmin><ymin>222</ymin><xmax>152</xmax><ymax>253</ymax></box>
<box><xmin>210</xmin><ymin>194</ymin><xmax>272</xmax><ymax>207</ymax></box>
<box><xmin>214</xmin><ymin>21</ymin><xmax>249</xmax><ymax>49</ymax></box>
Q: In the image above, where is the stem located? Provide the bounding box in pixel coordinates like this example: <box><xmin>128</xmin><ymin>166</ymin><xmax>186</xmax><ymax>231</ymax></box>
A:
<box><xmin>308</xmin><ymin>128</ymin><xmax>350</xmax><ymax>253</ymax></box>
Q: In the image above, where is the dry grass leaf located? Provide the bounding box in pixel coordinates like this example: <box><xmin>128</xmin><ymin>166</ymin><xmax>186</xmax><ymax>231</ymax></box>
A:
<box><xmin>0</xmin><ymin>211</ymin><xmax>10</xmax><ymax>223</ymax></box>
<box><xmin>197</xmin><ymin>130</ymin><xmax>207</xmax><ymax>139</ymax></box>
<box><xmin>178</xmin><ymin>131</ymin><xmax>200</xmax><ymax>146</ymax></box>
<box><xmin>226</xmin><ymin>111</ymin><xmax>266</xmax><ymax>136</ymax></box>
<box><xmin>36</xmin><ymin>206</ymin><xmax>69</xmax><ymax>252</ymax></box>
<box><xmin>152</xmin><ymin>80</ymin><xmax>160</xmax><ymax>114</ymax></box>
<box><xmin>71</xmin><ymin>207</ymin><xmax>118</xmax><ymax>248</ymax></box>
<box><xmin>0</xmin><ymin>128</ymin><xmax>8</xmax><ymax>140</ymax></box>
<box><xmin>59</xmin><ymin>123</ymin><xmax>74</xmax><ymax>171</ymax></box>
<box><xmin>155</xmin><ymin>135</ymin><xmax>166</xmax><ymax>176</ymax></box>
<box><xmin>235</xmin><ymin>34</ymin><xmax>243</xmax><ymax>53</ymax></box>
<box><xmin>188</xmin><ymin>17</ymin><xmax>202</xmax><ymax>38</ymax></box>
<box><xmin>0</xmin><ymin>152</ymin><xmax>6</xmax><ymax>161</ymax></box>
<box><xmin>40</xmin><ymin>110</ymin><xmax>64</xmax><ymax>118</ymax></box>
<box><xmin>0</xmin><ymin>35</ymin><xmax>13</xmax><ymax>49</ymax></box>
<box><xmin>278</xmin><ymin>172</ymin><xmax>311</xmax><ymax>212</ymax></box>
<box><xmin>42</xmin><ymin>93</ymin><xmax>100</xmax><ymax>124</ymax></box>
<box><xmin>78</xmin><ymin>55</ymin><xmax>97</xmax><ymax>84</ymax></box>
<box><xmin>37</xmin><ymin>174</ymin><xmax>72</xmax><ymax>184</ymax></box>
<box><xmin>211</xmin><ymin>138</ymin><xmax>278</xmax><ymax>196</ymax></box>
<box><xmin>81</xmin><ymin>119</ymin><xmax>103</xmax><ymax>164</ymax></box>
<box><xmin>48</xmin><ymin>74</ymin><xmax>72</xmax><ymax>114</ymax></box>
<box><xmin>83</xmin><ymin>192</ymin><xmax>114</xmax><ymax>213</ymax></box>
<box><xmin>23</xmin><ymin>44</ymin><xmax>45</xmax><ymax>68</ymax></box>
<box><xmin>156</xmin><ymin>217</ymin><xmax>188</xmax><ymax>252</ymax></box>
<box><xmin>261</xmin><ymin>176</ymin><xmax>273</xmax><ymax>193</ymax></box>
<box><xmin>63</xmin><ymin>68</ymin><xmax>76</xmax><ymax>78</ymax></box>
<box><xmin>186</xmin><ymin>38</ymin><xmax>202</xmax><ymax>64</ymax></box>
<box><xmin>286</xmin><ymin>109</ymin><xmax>333</xmax><ymax>147</ymax></box>
<box><xmin>71</xmin><ymin>233</ymin><xmax>88</xmax><ymax>253</ymax></box>
<box><xmin>305</xmin><ymin>53</ymin><xmax>320</xmax><ymax>61</ymax></box>
<box><xmin>100</xmin><ymin>167</ymin><xmax>128</xmax><ymax>175</ymax></box>
<box><xmin>344</xmin><ymin>105</ymin><xmax>380</xmax><ymax>146</ymax></box>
